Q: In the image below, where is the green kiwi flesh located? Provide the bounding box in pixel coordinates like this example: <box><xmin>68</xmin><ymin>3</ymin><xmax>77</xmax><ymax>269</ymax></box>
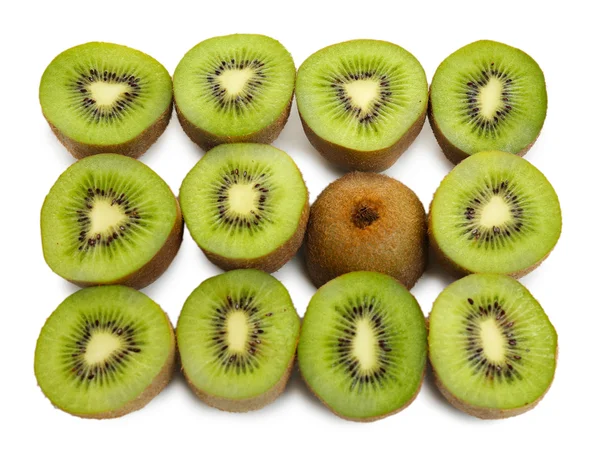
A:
<box><xmin>428</xmin><ymin>274</ymin><xmax>557</xmax><ymax>419</ymax></box>
<box><xmin>41</xmin><ymin>154</ymin><xmax>183</xmax><ymax>288</ymax></box>
<box><xmin>179</xmin><ymin>143</ymin><xmax>308</xmax><ymax>273</ymax></box>
<box><xmin>429</xmin><ymin>151</ymin><xmax>561</xmax><ymax>277</ymax></box>
<box><xmin>296</xmin><ymin>39</ymin><xmax>428</xmax><ymax>171</ymax></box>
<box><xmin>306</xmin><ymin>172</ymin><xmax>426</xmax><ymax>289</ymax></box>
<box><xmin>298</xmin><ymin>271</ymin><xmax>427</xmax><ymax>421</ymax></box>
<box><xmin>177</xmin><ymin>270</ymin><xmax>300</xmax><ymax>412</ymax></box>
<box><xmin>174</xmin><ymin>34</ymin><xmax>295</xmax><ymax>150</ymax></box>
<box><xmin>429</xmin><ymin>40</ymin><xmax>547</xmax><ymax>164</ymax></box>
<box><xmin>34</xmin><ymin>286</ymin><xmax>176</xmax><ymax>418</ymax></box>
<box><xmin>39</xmin><ymin>42</ymin><xmax>173</xmax><ymax>159</ymax></box>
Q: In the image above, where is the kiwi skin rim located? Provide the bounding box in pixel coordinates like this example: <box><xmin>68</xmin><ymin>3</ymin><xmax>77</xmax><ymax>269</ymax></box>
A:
<box><xmin>299</xmin><ymin>364</ymin><xmax>425</xmax><ymax>423</ymax></box>
<box><xmin>175</xmin><ymin>99</ymin><xmax>292</xmax><ymax>151</ymax></box>
<box><xmin>64</xmin><ymin>197</ymin><xmax>183</xmax><ymax>290</ymax></box>
<box><xmin>299</xmin><ymin>107</ymin><xmax>426</xmax><ymax>172</ymax></box>
<box><xmin>426</xmin><ymin>202</ymin><xmax>558</xmax><ymax>279</ymax></box>
<box><xmin>48</xmin><ymin>318</ymin><xmax>177</xmax><ymax>419</ymax></box>
<box><xmin>427</xmin><ymin>316</ymin><xmax>558</xmax><ymax>420</ymax></box>
<box><xmin>200</xmin><ymin>198</ymin><xmax>309</xmax><ymax>274</ymax></box>
<box><xmin>46</xmin><ymin>102</ymin><xmax>173</xmax><ymax>160</ymax></box>
<box><xmin>427</xmin><ymin>90</ymin><xmax>539</xmax><ymax>165</ymax></box>
<box><xmin>182</xmin><ymin>345</ymin><xmax>297</xmax><ymax>413</ymax></box>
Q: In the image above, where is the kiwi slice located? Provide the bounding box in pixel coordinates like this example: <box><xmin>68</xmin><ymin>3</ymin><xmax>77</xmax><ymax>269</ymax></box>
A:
<box><xmin>429</xmin><ymin>151</ymin><xmax>561</xmax><ymax>277</ymax></box>
<box><xmin>429</xmin><ymin>40</ymin><xmax>547</xmax><ymax>164</ymax></box>
<box><xmin>298</xmin><ymin>271</ymin><xmax>426</xmax><ymax>421</ymax></box>
<box><xmin>34</xmin><ymin>286</ymin><xmax>176</xmax><ymax>418</ymax></box>
<box><xmin>177</xmin><ymin>269</ymin><xmax>300</xmax><ymax>412</ymax></box>
<box><xmin>173</xmin><ymin>34</ymin><xmax>295</xmax><ymax>150</ymax></box>
<box><xmin>39</xmin><ymin>42</ymin><xmax>173</xmax><ymax>159</ymax></box>
<box><xmin>179</xmin><ymin>143</ymin><xmax>308</xmax><ymax>273</ymax></box>
<box><xmin>296</xmin><ymin>40</ymin><xmax>428</xmax><ymax>172</ymax></box>
<box><xmin>429</xmin><ymin>274</ymin><xmax>557</xmax><ymax>419</ymax></box>
<box><xmin>305</xmin><ymin>172</ymin><xmax>426</xmax><ymax>289</ymax></box>
<box><xmin>41</xmin><ymin>154</ymin><xmax>183</xmax><ymax>288</ymax></box>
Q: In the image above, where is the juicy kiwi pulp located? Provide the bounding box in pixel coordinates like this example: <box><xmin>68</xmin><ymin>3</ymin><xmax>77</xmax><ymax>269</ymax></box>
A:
<box><xmin>430</xmin><ymin>40</ymin><xmax>547</xmax><ymax>160</ymax></box>
<box><xmin>296</xmin><ymin>39</ymin><xmax>428</xmax><ymax>152</ymax></box>
<box><xmin>34</xmin><ymin>286</ymin><xmax>174</xmax><ymax>417</ymax></box>
<box><xmin>177</xmin><ymin>270</ymin><xmax>300</xmax><ymax>407</ymax></box>
<box><xmin>430</xmin><ymin>151</ymin><xmax>561</xmax><ymax>275</ymax></box>
<box><xmin>174</xmin><ymin>34</ymin><xmax>295</xmax><ymax>138</ymax></box>
<box><xmin>40</xmin><ymin>42</ymin><xmax>172</xmax><ymax>146</ymax></box>
<box><xmin>41</xmin><ymin>154</ymin><xmax>180</xmax><ymax>285</ymax></box>
<box><xmin>429</xmin><ymin>274</ymin><xmax>557</xmax><ymax>417</ymax></box>
<box><xmin>179</xmin><ymin>143</ymin><xmax>307</xmax><ymax>263</ymax></box>
<box><xmin>298</xmin><ymin>272</ymin><xmax>427</xmax><ymax>421</ymax></box>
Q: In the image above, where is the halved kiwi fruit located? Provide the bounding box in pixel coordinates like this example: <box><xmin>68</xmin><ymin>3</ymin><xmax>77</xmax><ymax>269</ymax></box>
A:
<box><xmin>305</xmin><ymin>172</ymin><xmax>426</xmax><ymax>289</ymax></box>
<box><xmin>179</xmin><ymin>143</ymin><xmax>308</xmax><ymax>273</ymax></box>
<box><xmin>34</xmin><ymin>286</ymin><xmax>176</xmax><ymax>418</ymax></box>
<box><xmin>428</xmin><ymin>151</ymin><xmax>561</xmax><ymax>277</ymax></box>
<box><xmin>177</xmin><ymin>269</ymin><xmax>300</xmax><ymax>412</ymax></box>
<box><xmin>39</xmin><ymin>42</ymin><xmax>173</xmax><ymax>159</ymax></box>
<box><xmin>429</xmin><ymin>40</ymin><xmax>547</xmax><ymax>164</ymax></box>
<box><xmin>296</xmin><ymin>39</ymin><xmax>428</xmax><ymax>172</ymax></box>
<box><xmin>41</xmin><ymin>154</ymin><xmax>183</xmax><ymax>289</ymax></box>
<box><xmin>428</xmin><ymin>274</ymin><xmax>557</xmax><ymax>419</ymax></box>
<box><xmin>298</xmin><ymin>271</ymin><xmax>427</xmax><ymax>421</ymax></box>
<box><xmin>173</xmin><ymin>34</ymin><xmax>295</xmax><ymax>150</ymax></box>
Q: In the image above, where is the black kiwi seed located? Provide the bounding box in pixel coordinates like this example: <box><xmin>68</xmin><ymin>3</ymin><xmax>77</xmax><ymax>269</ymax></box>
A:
<box><xmin>206</xmin><ymin>58</ymin><xmax>268</xmax><ymax>110</ymax></box>
<box><xmin>460</xmin><ymin>180</ymin><xmax>528</xmax><ymax>248</ymax></box>
<box><xmin>210</xmin><ymin>293</ymin><xmax>267</xmax><ymax>372</ymax></box>
<box><xmin>332</xmin><ymin>296</ymin><xmax>395</xmax><ymax>392</ymax></box>
<box><xmin>212</xmin><ymin>168</ymin><xmax>273</xmax><ymax>230</ymax></box>
<box><xmin>463</xmin><ymin>297</ymin><xmax>522</xmax><ymax>382</ymax></box>
<box><xmin>71</xmin><ymin>68</ymin><xmax>143</xmax><ymax>123</ymax></box>
<box><xmin>75</xmin><ymin>186</ymin><xmax>141</xmax><ymax>253</ymax></box>
<box><xmin>68</xmin><ymin>315</ymin><xmax>142</xmax><ymax>383</ymax></box>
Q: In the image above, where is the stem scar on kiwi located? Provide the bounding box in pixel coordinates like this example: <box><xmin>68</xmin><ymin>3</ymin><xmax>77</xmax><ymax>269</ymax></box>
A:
<box><xmin>177</xmin><ymin>270</ymin><xmax>300</xmax><ymax>412</ymax></box>
<box><xmin>429</xmin><ymin>40</ymin><xmax>547</xmax><ymax>164</ymax></box>
<box><xmin>173</xmin><ymin>34</ymin><xmax>296</xmax><ymax>150</ymax></box>
<box><xmin>296</xmin><ymin>39</ymin><xmax>428</xmax><ymax>172</ymax></box>
<box><xmin>39</xmin><ymin>42</ymin><xmax>173</xmax><ymax>159</ymax></box>
<box><xmin>34</xmin><ymin>286</ymin><xmax>176</xmax><ymax>419</ymax></box>
<box><xmin>428</xmin><ymin>274</ymin><xmax>557</xmax><ymax>419</ymax></box>
<box><xmin>41</xmin><ymin>154</ymin><xmax>183</xmax><ymax>289</ymax></box>
<box><xmin>305</xmin><ymin>172</ymin><xmax>427</xmax><ymax>289</ymax></box>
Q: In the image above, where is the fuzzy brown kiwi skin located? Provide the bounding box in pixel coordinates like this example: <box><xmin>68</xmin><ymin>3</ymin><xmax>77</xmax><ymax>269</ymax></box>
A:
<box><xmin>46</xmin><ymin>103</ymin><xmax>173</xmax><ymax>160</ymax></box>
<box><xmin>427</xmin><ymin>92</ymin><xmax>538</xmax><ymax>165</ymax></box>
<box><xmin>201</xmin><ymin>198</ymin><xmax>309</xmax><ymax>274</ymax></box>
<box><xmin>67</xmin><ymin>197</ymin><xmax>183</xmax><ymax>290</ymax></box>
<box><xmin>64</xmin><ymin>318</ymin><xmax>177</xmax><ymax>419</ymax></box>
<box><xmin>176</xmin><ymin>99</ymin><xmax>292</xmax><ymax>151</ymax></box>
<box><xmin>299</xmin><ymin>362</ymin><xmax>425</xmax><ymax>422</ymax></box>
<box><xmin>427</xmin><ymin>204</ymin><xmax>555</xmax><ymax>279</ymax></box>
<box><xmin>300</xmin><ymin>108</ymin><xmax>426</xmax><ymax>172</ymax></box>
<box><xmin>305</xmin><ymin>172</ymin><xmax>427</xmax><ymax>289</ymax></box>
<box><xmin>182</xmin><ymin>343</ymin><xmax>297</xmax><ymax>412</ymax></box>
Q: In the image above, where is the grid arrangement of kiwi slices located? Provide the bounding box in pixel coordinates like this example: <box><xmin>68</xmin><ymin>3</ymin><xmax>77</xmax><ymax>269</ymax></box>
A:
<box><xmin>36</xmin><ymin>37</ymin><xmax>561</xmax><ymax>421</ymax></box>
<box><xmin>39</xmin><ymin>42</ymin><xmax>173</xmax><ymax>159</ymax></box>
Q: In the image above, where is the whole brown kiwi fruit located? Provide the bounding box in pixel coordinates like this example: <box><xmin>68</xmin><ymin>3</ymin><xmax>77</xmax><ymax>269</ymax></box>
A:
<box><xmin>305</xmin><ymin>172</ymin><xmax>427</xmax><ymax>288</ymax></box>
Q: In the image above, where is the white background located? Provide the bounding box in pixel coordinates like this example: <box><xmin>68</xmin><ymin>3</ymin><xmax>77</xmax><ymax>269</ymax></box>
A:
<box><xmin>1</xmin><ymin>1</ymin><xmax>598</xmax><ymax>451</ymax></box>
